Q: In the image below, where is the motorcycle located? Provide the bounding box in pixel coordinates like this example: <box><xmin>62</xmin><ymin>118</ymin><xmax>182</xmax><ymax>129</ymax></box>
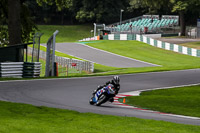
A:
<box><xmin>89</xmin><ymin>84</ymin><xmax>116</xmax><ymax>106</ymax></box>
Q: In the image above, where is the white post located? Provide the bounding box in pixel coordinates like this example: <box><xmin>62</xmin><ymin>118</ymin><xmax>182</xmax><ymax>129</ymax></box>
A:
<box><xmin>120</xmin><ymin>9</ymin><xmax>124</xmax><ymax>32</ymax></box>
<box><xmin>94</xmin><ymin>23</ymin><xmax>96</xmax><ymax>38</ymax></box>
<box><xmin>103</xmin><ymin>24</ymin><xmax>105</xmax><ymax>30</ymax></box>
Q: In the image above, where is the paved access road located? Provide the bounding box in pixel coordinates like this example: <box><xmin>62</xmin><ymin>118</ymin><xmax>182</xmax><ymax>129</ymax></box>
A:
<box><xmin>54</xmin><ymin>43</ymin><xmax>158</xmax><ymax>68</ymax></box>
<box><xmin>0</xmin><ymin>69</ymin><xmax>200</xmax><ymax>125</ymax></box>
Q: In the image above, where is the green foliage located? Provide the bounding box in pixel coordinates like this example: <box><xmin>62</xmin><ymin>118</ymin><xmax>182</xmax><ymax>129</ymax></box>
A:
<box><xmin>171</xmin><ymin>0</ymin><xmax>188</xmax><ymax>12</ymax></box>
<box><xmin>76</xmin><ymin>10</ymin><xmax>95</xmax><ymax>22</ymax></box>
<box><xmin>21</xmin><ymin>2</ymin><xmax>38</xmax><ymax>43</ymax></box>
<box><xmin>35</xmin><ymin>0</ymin><xmax>129</xmax><ymax>23</ymax></box>
<box><xmin>0</xmin><ymin>0</ymin><xmax>37</xmax><ymax>45</ymax></box>
<box><xmin>0</xmin><ymin>0</ymin><xmax>9</xmax><ymax>46</ymax></box>
<box><xmin>36</xmin><ymin>0</ymin><xmax>72</xmax><ymax>11</ymax></box>
<box><xmin>0</xmin><ymin>26</ymin><xmax>9</xmax><ymax>47</ymax></box>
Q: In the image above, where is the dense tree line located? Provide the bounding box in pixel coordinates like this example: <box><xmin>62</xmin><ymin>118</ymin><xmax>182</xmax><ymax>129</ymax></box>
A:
<box><xmin>0</xmin><ymin>0</ymin><xmax>200</xmax><ymax>46</ymax></box>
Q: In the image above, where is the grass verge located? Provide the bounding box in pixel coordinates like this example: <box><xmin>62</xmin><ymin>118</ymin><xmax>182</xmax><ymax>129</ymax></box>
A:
<box><xmin>178</xmin><ymin>41</ymin><xmax>200</xmax><ymax>49</ymax></box>
<box><xmin>84</xmin><ymin>40</ymin><xmax>200</xmax><ymax>75</ymax></box>
<box><xmin>124</xmin><ymin>85</ymin><xmax>200</xmax><ymax>117</ymax></box>
<box><xmin>37</xmin><ymin>25</ymin><xmax>92</xmax><ymax>43</ymax></box>
<box><xmin>0</xmin><ymin>101</ymin><xmax>199</xmax><ymax>133</ymax></box>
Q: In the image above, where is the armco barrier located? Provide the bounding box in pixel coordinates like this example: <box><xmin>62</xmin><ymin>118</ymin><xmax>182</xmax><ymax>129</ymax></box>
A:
<box><xmin>0</xmin><ymin>62</ymin><xmax>24</xmax><ymax>78</ymax></box>
<box><xmin>0</xmin><ymin>62</ymin><xmax>41</xmax><ymax>78</ymax></box>
<box><xmin>23</xmin><ymin>62</ymin><xmax>41</xmax><ymax>78</ymax></box>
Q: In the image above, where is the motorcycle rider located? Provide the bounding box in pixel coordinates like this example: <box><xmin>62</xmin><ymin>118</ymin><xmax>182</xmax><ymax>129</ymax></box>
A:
<box><xmin>93</xmin><ymin>76</ymin><xmax>120</xmax><ymax>102</ymax></box>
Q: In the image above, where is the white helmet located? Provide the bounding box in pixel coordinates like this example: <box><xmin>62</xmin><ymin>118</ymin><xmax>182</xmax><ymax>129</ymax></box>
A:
<box><xmin>113</xmin><ymin>76</ymin><xmax>120</xmax><ymax>84</ymax></box>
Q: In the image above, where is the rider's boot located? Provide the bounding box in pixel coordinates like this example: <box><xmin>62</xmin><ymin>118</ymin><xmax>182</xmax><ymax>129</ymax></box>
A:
<box><xmin>109</xmin><ymin>97</ymin><xmax>114</xmax><ymax>102</ymax></box>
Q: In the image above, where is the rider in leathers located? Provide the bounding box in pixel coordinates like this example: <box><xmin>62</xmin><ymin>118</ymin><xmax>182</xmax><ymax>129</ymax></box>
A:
<box><xmin>93</xmin><ymin>76</ymin><xmax>120</xmax><ymax>102</ymax></box>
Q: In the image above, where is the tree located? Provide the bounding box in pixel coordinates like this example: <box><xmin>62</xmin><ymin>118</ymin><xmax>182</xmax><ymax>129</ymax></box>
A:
<box><xmin>8</xmin><ymin>0</ymin><xmax>22</xmax><ymax>45</ymax></box>
<box><xmin>0</xmin><ymin>0</ymin><xmax>37</xmax><ymax>46</ymax></box>
<box><xmin>129</xmin><ymin>0</ymin><xmax>200</xmax><ymax>36</ymax></box>
<box><xmin>171</xmin><ymin>0</ymin><xmax>200</xmax><ymax>35</ymax></box>
<box><xmin>0</xmin><ymin>0</ymin><xmax>8</xmax><ymax>46</ymax></box>
<box><xmin>36</xmin><ymin>0</ymin><xmax>130</xmax><ymax>24</ymax></box>
<box><xmin>75</xmin><ymin>0</ymin><xmax>130</xmax><ymax>23</ymax></box>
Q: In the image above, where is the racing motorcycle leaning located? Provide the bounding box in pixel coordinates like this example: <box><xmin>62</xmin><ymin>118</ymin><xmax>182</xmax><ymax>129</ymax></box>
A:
<box><xmin>89</xmin><ymin>84</ymin><xmax>117</xmax><ymax>106</ymax></box>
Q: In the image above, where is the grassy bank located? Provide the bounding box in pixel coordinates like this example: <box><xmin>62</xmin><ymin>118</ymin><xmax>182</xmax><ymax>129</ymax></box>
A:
<box><xmin>84</xmin><ymin>40</ymin><xmax>200</xmax><ymax>75</ymax></box>
<box><xmin>179</xmin><ymin>41</ymin><xmax>200</xmax><ymax>49</ymax></box>
<box><xmin>124</xmin><ymin>85</ymin><xmax>200</xmax><ymax>117</ymax></box>
<box><xmin>37</xmin><ymin>25</ymin><xmax>92</xmax><ymax>43</ymax></box>
<box><xmin>0</xmin><ymin>101</ymin><xmax>199</xmax><ymax>133</ymax></box>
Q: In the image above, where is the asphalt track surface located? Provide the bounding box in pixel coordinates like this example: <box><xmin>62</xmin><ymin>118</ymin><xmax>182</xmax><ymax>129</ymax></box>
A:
<box><xmin>0</xmin><ymin>69</ymin><xmax>200</xmax><ymax>125</ymax></box>
<box><xmin>54</xmin><ymin>43</ymin><xmax>158</xmax><ymax>68</ymax></box>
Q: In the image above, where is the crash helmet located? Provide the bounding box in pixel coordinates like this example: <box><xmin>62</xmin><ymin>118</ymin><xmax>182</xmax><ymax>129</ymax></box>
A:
<box><xmin>113</xmin><ymin>76</ymin><xmax>120</xmax><ymax>84</ymax></box>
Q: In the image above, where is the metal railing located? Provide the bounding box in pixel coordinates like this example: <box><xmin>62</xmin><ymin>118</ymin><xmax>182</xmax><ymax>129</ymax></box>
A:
<box><xmin>0</xmin><ymin>62</ymin><xmax>24</xmax><ymax>78</ymax></box>
<box><xmin>28</xmin><ymin>47</ymin><xmax>94</xmax><ymax>73</ymax></box>
<box><xmin>0</xmin><ymin>62</ymin><xmax>41</xmax><ymax>78</ymax></box>
<box><xmin>23</xmin><ymin>62</ymin><xmax>41</xmax><ymax>78</ymax></box>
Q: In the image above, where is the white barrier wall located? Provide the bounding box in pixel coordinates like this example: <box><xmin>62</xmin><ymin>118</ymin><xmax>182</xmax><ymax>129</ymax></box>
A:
<box><xmin>182</xmin><ymin>46</ymin><xmax>188</xmax><ymax>55</ymax></box>
<box><xmin>165</xmin><ymin>43</ymin><xmax>170</xmax><ymax>50</ymax></box>
<box><xmin>157</xmin><ymin>40</ymin><xmax>162</xmax><ymax>48</ymax></box>
<box><xmin>120</xmin><ymin>34</ymin><xmax>128</xmax><ymax>40</ymax></box>
<box><xmin>108</xmin><ymin>34</ymin><xmax>114</xmax><ymax>40</ymax></box>
<box><xmin>174</xmin><ymin>44</ymin><xmax>179</xmax><ymax>52</ymax></box>
<box><xmin>79</xmin><ymin>34</ymin><xmax>200</xmax><ymax>57</ymax></box>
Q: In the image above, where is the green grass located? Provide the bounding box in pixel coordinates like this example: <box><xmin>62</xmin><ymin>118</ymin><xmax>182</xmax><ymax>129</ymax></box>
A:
<box><xmin>178</xmin><ymin>41</ymin><xmax>200</xmax><ymax>49</ymax></box>
<box><xmin>37</xmin><ymin>25</ymin><xmax>92</xmax><ymax>43</ymax></box>
<box><xmin>84</xmin><ymin>40</ymin><xmax>200</xmax><ymax>75</ymax></box>
<box><xmin>124</xmin><ymin>85</ymin><xmax>200</xmax><ymax>118</ymax></box>
<box><xmin>0</xmin><ymin>101</ymin><xmax>200</xmax><ymax>133</ymax></box>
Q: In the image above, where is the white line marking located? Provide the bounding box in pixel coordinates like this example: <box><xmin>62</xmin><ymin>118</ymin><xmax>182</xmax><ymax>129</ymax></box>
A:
<box><xmin>1</xmin><ymin>69</ymin><xmax>200</xmax><ymax>83</ymax></box>
<box><xmin>77</xmin><ymin>43</ymin><xmax>160</xmax><ymax>66</ymax></box>
<box><xmin>115</xmin><ymin>83</ymin><xmax>200</xmax><ymax>120</ymax></box>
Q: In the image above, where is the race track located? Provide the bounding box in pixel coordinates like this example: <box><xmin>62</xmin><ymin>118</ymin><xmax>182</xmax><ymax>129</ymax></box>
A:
<box><xmin>54</xmin><ymin>43</ymin><xmax>158</xmax><ymax>68</ymax></box>
<box><xmin>0</xmin><ymin>69</ymin><xmax>200</xmax><ymax>125</ymax></box>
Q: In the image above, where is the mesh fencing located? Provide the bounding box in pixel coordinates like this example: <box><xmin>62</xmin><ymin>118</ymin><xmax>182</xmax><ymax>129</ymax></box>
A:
<box><xmin>28</xmin><ymin>47</ymin><xmax>94</xmax><ymax>76</ymax></box>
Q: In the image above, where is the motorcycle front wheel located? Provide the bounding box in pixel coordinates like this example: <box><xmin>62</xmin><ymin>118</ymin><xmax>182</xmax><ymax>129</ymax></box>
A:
<box><xmin>89</xmin><ymin>97</ymin><xmax>95</xmax><ymax>105</ymax></box>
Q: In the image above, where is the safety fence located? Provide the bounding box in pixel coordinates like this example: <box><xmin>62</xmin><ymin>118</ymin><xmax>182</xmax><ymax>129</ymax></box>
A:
<box><xmin>28</xmin><ymin>47</ymin><xmax>94</xmax><ymax>75</ymax></box>
<box><xmin>79</xmin><ymin>34</ymin><xmax>200</xmax><ymax>57</ymax></box>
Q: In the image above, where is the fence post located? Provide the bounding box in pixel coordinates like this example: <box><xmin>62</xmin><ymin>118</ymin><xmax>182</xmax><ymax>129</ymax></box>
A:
<box><xmin>45</xmin><ymin>30</ymin><xmax>59</xmax><ymax>77</ymax></box>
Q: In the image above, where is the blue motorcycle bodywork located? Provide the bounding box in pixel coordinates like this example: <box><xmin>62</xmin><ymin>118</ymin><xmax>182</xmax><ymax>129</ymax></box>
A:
<box><xmin>92</xmin><ymin>84</ymin><xmax>115</xmax><ymax>104</ymax></box>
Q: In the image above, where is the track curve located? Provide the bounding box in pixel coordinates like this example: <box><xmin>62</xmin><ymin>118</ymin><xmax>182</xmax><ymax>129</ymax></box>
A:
<box><xmin>0</xmin><ymin>69</ymin><xmax>200</xmax><ymax>125</ymax></box>
<box><xmin>54</xmin><ymin>43</ymin><xmax>158</xmax><ymax>68</ymax></box>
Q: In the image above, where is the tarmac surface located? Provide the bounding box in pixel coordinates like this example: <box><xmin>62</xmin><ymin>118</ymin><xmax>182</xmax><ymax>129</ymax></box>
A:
<box><xmin>0</xmin><ymin>69</ymin><xmax>200</xmax><ymax>125</ymax></box>
<box><xmin>54</xmin><ymin>43</ymin><xmax>158</xmax><ymax>68</ymax></box>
